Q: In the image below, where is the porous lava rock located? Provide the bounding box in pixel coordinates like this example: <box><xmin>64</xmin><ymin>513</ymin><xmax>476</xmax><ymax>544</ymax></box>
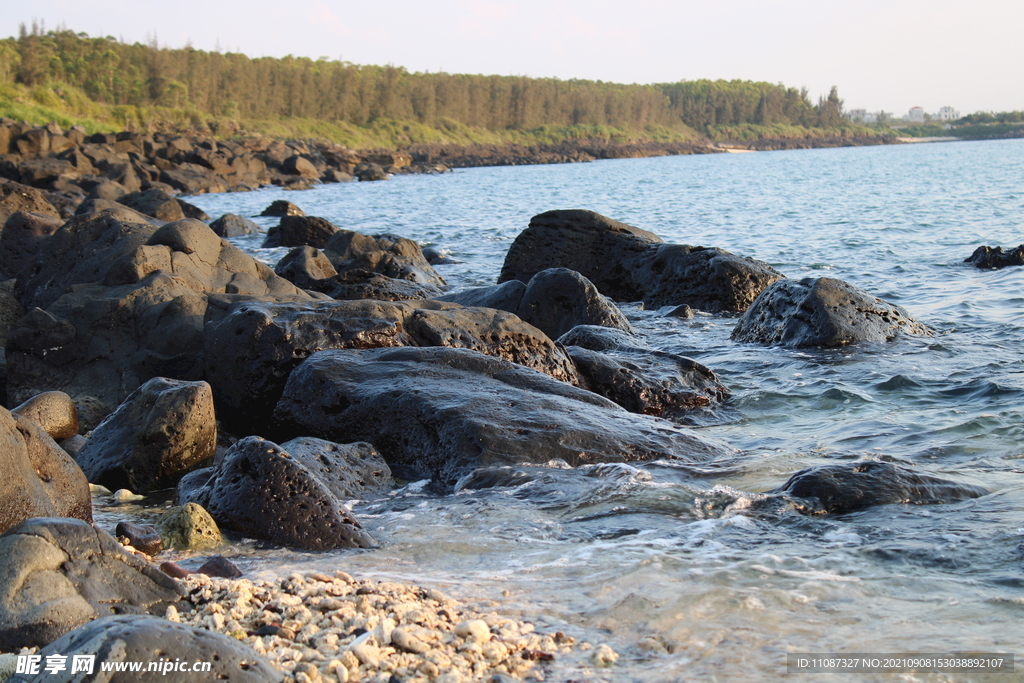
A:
<box><xmin>10</xmin><ymin>391</ymin><xmax>79</xmax><ymax>441</ymax></box>
<box><xmin>279</xmin><ymin>437</ymin><xmax>392</xmax><ymax>499</ymax></box>
<box><xmin>964</xmin><ymin>244</ymin><xmax>1024</xmax><ymax>269</ymax></box>
<box><xmin>499</xmin><ymin>209</ymin><xmax>783</xmax><ymax>312</ymax></box>
<box><xmin>731</xmin><ymin>276</ymin><xmax>931</xmax><ymax>348</ymax></box>
<box><xmin>272</xmin><ymin>346</ymin><xmax>733</xmax><ymax>488</ymax></box>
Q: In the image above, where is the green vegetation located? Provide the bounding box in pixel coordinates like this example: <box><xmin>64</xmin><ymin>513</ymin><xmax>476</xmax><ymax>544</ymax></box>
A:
<box><xmin>0</xmin><ymin>25</ymin><xmax>884</xmax><ymax>148</ymax></box>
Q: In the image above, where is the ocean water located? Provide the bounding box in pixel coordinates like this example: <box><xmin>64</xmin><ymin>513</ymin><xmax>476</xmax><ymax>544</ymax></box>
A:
<box><xmin>186</xmin><ymin>139</ymin><xmax>1024</xmax><ymax>682</ymax></box>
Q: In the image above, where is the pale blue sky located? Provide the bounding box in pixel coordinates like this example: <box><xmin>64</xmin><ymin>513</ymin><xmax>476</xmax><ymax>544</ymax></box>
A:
<box><xmin>2</xmin><ymin>0</ymin><xmax>1021</xmax><ymax>116</ymax></box>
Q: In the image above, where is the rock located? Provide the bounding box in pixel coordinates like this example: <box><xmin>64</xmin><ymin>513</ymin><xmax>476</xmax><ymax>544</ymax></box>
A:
<box><xmin>355</xmin><ymin>162</ymin><xmax>388</xmax><ymax>181</ymax></box>
<box><xmin>964</xmin><ymin>244</ymin><xmax>1024</xmax><ymax>269</ymax></box>
<box><xmin>325</xmin><ymin>270</ymin><xmax>445</xmax><ymax>301</ymax></box>
<box><xmin>260</xmin><ymin>200</ymin><xmax>304</xmax><ymax>217</ymax></box>
<box><xmin>159</xmin><ymin>164</ymin><xmax>225</xmax><ymax>195</ymax></box>
<box><xmin>196</xmin><ymin>555</ymin><xmax>242</xmax><ymax>578</ymax></box>
<box><xmin>0</xmin><ymin>517</ymin><xmax>186</xmax><ymax>650</ymax></box>
<box><xmin>273</xmin><ymin>347</ymin><xmax>733</xmax><ymax>488</ymax></box>
<box><xmin>116</xmin><ymin>188</ymin><xmax>186</xmax><ymax>222</ymax></box>
<box><xmin>731</xmin><ymin>277</ymin><xmax>931</xmax><ymax>348</ymax></box>
<box><xmin>158</xmin><ymin>502</ymin><xmax>223</xmax><ymax>550</ymax></box>
<box><xmin>282</xmin><ymin>154</ymin><xmax>319</xmax><ymax>178</ymax></box>
<box><xmin>323</xmin><ymin>229</ymin><xmax>446</xmax><ymax>287</ymax></box>
<box><xmin>279</xmin><ymin>437</ymin><xmax>391</xmax><ymax>499</ymax></box>
<box><xmin>111</xmin><ymin>489</ymin><xmax>143</xmax><ymax>503</ymax></box>
<box><xmin>176</xmin><ymin>437</ymin><xmax>377</xmax><ymax>551</ymax></box>
<box><xmin>19</xmin><ymin>158</ymin><xmax>75</xmax><ymax>188</ymax></box>
<box><xmin>73</xmin><ymin>378</ymin><xmax>217</xmax><ymax>493</ymax></box>
<box><xmin>114</xmin><ymin>521</ymin><xmax>164</xmax><ymax>555</ymax></box>
<box><xmin>514</xmin><ymin>268</ymin><xmax>633</xmax><ymax>339</ymax></box>
<box><xmin>60</xmin><ymin>434</ymin><xmax>86</xmax><ymax>458</ymax></box>
<box><xmin>210</xmin><ymin>212</ymin><xmax>261</xmax><ymax>237</ymax></box>
<box><xmin>87</xmin><ymin>179</ymin><xmax>129</xmax><ymax>202</ymax></box>
<box><xmin>557</xmin><ymin>325</ymin><xmax>730</xmax><ymax>418</ymax></box>
<box><xmin>0</xmin><ymin>179</ymin><xmax>61</xmax><ymax>225</ymax></box>
<box><xmin>203</xmin><ymin>298</ymin><xmax>578</xmax><ymax>429</ymax></box>
<box><xmin>775</xmin><ymin>460</ymin><xmax>989</xmax><ymax>514</ymax></box>
<box><xmin>0</xmin><ymin>210</ymin><xmax>65</xmax><ymax>279</ymax></box>
<box><xmin>7</xmin><ymin>615</ymin><xmax>283</xmax><ymax>682</ymax></box>
<box><xmin>11</xmin><ymin>391</ymin><xmax>79</xmax><ymax>441</ymax></box>
<box><xmin>499</xmin><ymin>209</ymin><xmax>783</xmax><ymax>312</ymax></box>
<box><xmin>176</xmin><ymin>197</ymin><xmax>210</xmax><ymax>221</ymax></box>
<box><xmin>274</xmin><ymin>245</ymin><xmax>339</xmax><ymax>290</ymax></box>
<box><xmin>0</xmin><ymin>406</ymin><xmax>92</xmax><ymax>535</ymax></box>
<box><xmin>437</xmin><ymin>280</ymin><xmax>526</xmax><ymax>312</ymax></box>
<box><xmin>263</xmin><ymin>215</ymin><xmax>339</xmax><ymax>249</ymax></box>
<box><xmin>6</xmin><ymin>211</ymin><xmax>310</xmax><ymax>407</ymax></box>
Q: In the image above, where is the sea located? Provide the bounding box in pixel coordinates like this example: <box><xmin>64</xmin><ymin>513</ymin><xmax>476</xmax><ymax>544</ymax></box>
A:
<box><xmin>184</xmin><ymin>138</ymin><xmax>1024</xmax><ymax>682</ymax></box>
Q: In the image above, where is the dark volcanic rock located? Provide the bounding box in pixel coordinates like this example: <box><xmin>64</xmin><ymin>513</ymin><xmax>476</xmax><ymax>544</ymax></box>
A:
<box><xmin>355</xmin><ymin>162</ymin><xmax>388</xmax><ymax>181</ymax></box>
<box><xmin>323</xmin><ymin>229</ymin><xmax>446</xmax><ymax>286</ymax></box>
<box><xmin>0</xmin><ymin>405</ymin><xmax>91</xmax><ymax>535</ymax></box>
<box><xmin>499</xmin><ymin>209</ymin><xmax>783</xmax><ymax>312</ymax></box>
<box><xmin>273</xmin><ymin>245</ymin><xmax>339</xmax><ymax>290</ymax></box>
<box><xmin>557</xmin><ymin>325</ymin><xmax>730</xmax><ymax>418</ymax></box>
<box><xmin>437</xmin><ymin>280</ymin><xmax>526</xmax><ymax>312</ymax></box>
<box><xmin>114</xmin><ymin>521</ymin><xmax>164</xmax><ymax>555</ymax></box>
<box><xmin>116</xmin><ymin>188</ymin><xmax>185</xmax><ymax>222</ymax></box>
<box><xmin>177</xmin><ymin>436</ymin><xmax>377</xmax><ymax>550</ymax></box>
<box><xmin>203</xmin><ymin>297</ymin><xmax>578</xmax><ymax>428</ymax></box>
<box><xmin>964</xmin><ymin>244</ymin><xmax>1024</xmax><ymax>269</ymax></box>
<box><xmin>11</xmin><ymin>391</ymin><xmax>79</xmax><ymax>441</ymax></box>
<box><xmin>263</xmin><ymin>215</ymin><xmax>339</xmax><ymax>249</ymax></box>
<box><xmin>731</xmin><ymin>277</ymin><xmax>931</xmax><ymax>348</ymax></box>
<box><xmin>74</xmin><ymin>378</ymin><xmax>217</xmax><ymax>494</ymax></box>
<box><xmin>272</xmin><ymin>346</ymin><xmax>733</xmax><ymax>488</ymax></box>
<box><xmin>8</xmin><ymin>615</ymin><xmax>282</xmax><ymax>682</ymax></box>
<box><xmin>260</xmin><ymin>200</ymin><xmax>304</xmax><ymax>217</ymax></box>
<box><xmin>279</xmin><ymin>437</ymin><xmax>391</xmax><ymax>499</ymax></box>
<box><xmin>775</xmin><ymin>460</ymin><xmax>988</xmax><ymax>514</ymax></box>
<box><xmin>6</xmin><ymin>211</ymin><xmax>310</xmax><ymax>407</ymax></box>
<box><xmin>514</xmin><ymin>268</ymin><xmax>632</xmax><ymax>340</ymax></box>
<box><xmin>0</xmin><ymin>210</ymin><xmax>64</xmax><ymax>279</ymax></box>
<box><xmin>321</xmin><ymin>270</ymin><xmax>445</xmax><ymax>301</ymax></box>
<box><xmin>0</xmin><ymin>518</ymin><xmax>186</xmax><ymax>650</ymax></box>
<box><xmin>210</xmin><ymin>212</ymin><xmax>261</xmax><ymax>237</ymax></box>
<box><xmin>0</xmin><ymin>179</ymin><xmax>61</xmax><ymax>225</ymax></box>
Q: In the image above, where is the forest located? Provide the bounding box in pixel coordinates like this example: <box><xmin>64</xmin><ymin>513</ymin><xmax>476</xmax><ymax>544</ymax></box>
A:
<box><xmin>0</xmin><ymin>25</ymin><xmax>875</xmax><ymax>146</ymax></box>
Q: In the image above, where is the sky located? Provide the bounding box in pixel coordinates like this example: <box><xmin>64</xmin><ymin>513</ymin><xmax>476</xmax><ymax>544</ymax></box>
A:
<box><xmin>2</xmin><ymin>0</ymin><xmax>1022</xmax><ymax>116</ymax></box>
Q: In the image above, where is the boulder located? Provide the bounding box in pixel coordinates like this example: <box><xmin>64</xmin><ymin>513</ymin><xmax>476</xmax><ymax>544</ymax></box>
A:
<box><xmin>262</xmin><ymin>215</ymin><xmax>339</xmax><ymax>249</ymax></box>
<box><xmin>0</xmin><ymin>518</ymin><xmax>186</xmax><ymax>650</ymax></box>
<box><xmin>557</xmin><ymin>325</ymin><xmax>730</xmax><ymax>418</ymax></box>
<box><xmin>73</xmin><ymin>378</ymin><xmax>217</xmax><ymax>493</ymax></box>
<box><xmin>210</xmin><ymin>212</ymin><xmax>261</xmax><ymax>237</ymax></box>
<box><xmin>0</xmin><ymin>211</ymin><xmax>65</xmax><ymax>279</ymax></box>
<box><xmin>177</xmin><ymin>436</ymin><xmax>377</xmax><ymax>550</ymax></box>
<box><xmin>437</xmin><ymin>280</ymin><xmax>526</xmax><ymax>312</ymax></box>
<box><xmin>499</xmin><ymin>209</ymin><xmax>783</xmax><ymax>312</ymax></box>
<box><xmin>157</xmin><ymin>502</ymin><xmax>222</xmax><ymax>550</ymax></box>
<box><xmin>731</xmin><ymin>277</ymin><xmax>931</xmax><ymax>348</ymax></box>
<box><xmin>775</xmin><ymin>460</ymin><xmax>989</xmax><ymax>514</ymax></box>
<box><xmin>282</xmin><ymin>154</ymin><xmax>319</xmax><ymax>178</ymax></box>
<box><xmin>176</xmin><ymin>197</ymin><xmax>210</xmax><ymax>222</ymax></box>
<box><xmin>323</xmin><ymin>229</ymin><xmax>446</xmax><ymax>287</ymax></box>
<box><xmin>965</xmin><ymin>244</ymin><xmax>1024</xmax><ymax>269</ymax></box>
<box><xmin>87</xmin><ymin>179</ymin><xmax>129</xmax><ymax>202</ymax></box>
<box><xmin>273</xmin><ymin>245</ymin><xmax>339</xmax><ymax>290</ymax></box>
<box><xmin>272</xmin><ymin>347</ymin><xmax>733</xmax><ymax>488</ymax></box>
<box><xmin>18</xmin><ymin>158</ymin><xmax>74</xmax><ymax>188</ymax></box>
<box><xmin>355</xmin><ymin>162</ymin><xmax>388</xmax><ymax>181</ymax></box>
<box><xmin>72</xmin><ymin>396</ymin><xmax>110</xmax><ymax>434</ymax></box>
<box><xmin>318</xmin><ymin>269</ymin><xmax>445</xmax><ymax>301</ymax></box>
<box><xmin>7</xmin><ymin>615</ymin><xmax>282</xmax><ymax>682</ymax></box>
<box><xmin>279</xmin><ymin>437</ymin><xmax>391</xmax><ymax>499</ymax></box>
<box><xmin>259</xmin><ymin>199</ymin><xmax>304</xmax><ymax>217</ymax></box>
<box><xmin>116</xmin><ymin>188</ymin><xmax>186</xmax><ymax>222</ymax></box>
<box><xmin>514</xmin><ymin>268</ymin><xmax>633</xmax><ymax>339</ymax></box>
<box><xmin>203</xmin><ymin>297</ymin><xmax>578</xmax><ymax>429</ymax></box>
<box><xmin>159</xmin><ymin>164</ymin><xmax>225</xmax><ymax>195</ymax></box>
<box><xmin>0</xmin><ymin>179</ymin><xmax>61</xmax><ymax>225</ymax></box>
<box><xmin>0</xmin><ymin>406</ymin><xmax>91</xmax><ymax>535</ymax></box>
<box><xmin>6</xmin><ymin>212</ymin><xmax>311</xmax><ymax>406</ymax></box>
<box><xmin>11</xmin><ymin>391</ymin><xmax>79</xmax><ymax>441</ymax></box>
<box><xmin>114</xmin><ymin>521</ymin><xmax>164</xmax><ymax>555</ymax></box>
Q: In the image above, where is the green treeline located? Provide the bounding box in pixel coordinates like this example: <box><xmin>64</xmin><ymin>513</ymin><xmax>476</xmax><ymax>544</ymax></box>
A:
<box><xmin>0</xmin><ymin>26</ymin><xmax>875</xmax><ymax>145</ymax></box>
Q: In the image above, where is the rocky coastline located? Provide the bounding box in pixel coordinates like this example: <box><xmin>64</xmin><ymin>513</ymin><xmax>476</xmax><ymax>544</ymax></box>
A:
<box><xmin>0</xmin><ymin>117</ymin><xmax>996</xmax><ymax>682</ymax></box>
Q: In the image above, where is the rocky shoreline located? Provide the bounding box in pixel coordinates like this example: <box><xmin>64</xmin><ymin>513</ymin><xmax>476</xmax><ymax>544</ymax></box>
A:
<box><xmin>0</xmin><ymin>118</ymin><xmax>997</xmax><ymax>682</ymax></box>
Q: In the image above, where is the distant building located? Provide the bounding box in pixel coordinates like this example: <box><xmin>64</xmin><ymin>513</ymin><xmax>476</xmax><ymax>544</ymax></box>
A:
<box><xmin>848</xmin><ymin>109</ymin><xmax>869</xmax><ymax>123</ymax></box>
<box><xmin>937</xmin><ymin>106</ymin><xmax>959</xmax><ymax>121</ymax></box>
<box><xmin>907</xmin><ymin>106</ymin><xmax>926</xmax><ymax>122</ymax></box>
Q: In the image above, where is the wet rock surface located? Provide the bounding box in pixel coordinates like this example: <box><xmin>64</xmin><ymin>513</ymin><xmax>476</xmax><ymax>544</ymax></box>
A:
<box><xmin>177</xmin><ymin>436</ymin><xmax>377</xmax><ymax>551</ymax></box>
<box><xmin>557</xmin><ymin>325</ymin><xmax>730</xmax><ymax>419</ymax></box>
<box><xmin>203</xmin><ymin>297</ymin><xmax>578</xmax><ymax>429</ymax></box>
<box><xmin>263</xmin><ymin>215</ymin><xmax>339</xmax><ymax>249</ymax></box>
<box><xmin>273</xmin><ymin>346</ymin><xmax>733</xmax><ymax>488</ymax></box>
<box><xmin>731</xmin><ymin>276</ymin><xmax>932</xmax><ymax>347</ymax></box>
<box><xmin>0</xmin><ymin>517</ymin><xmax>186</xmax><ymax>650</ymax></box>
<box><xmin>964</xmin><ymin>244</ymin><xmax>1024</xmax><ymax>269</ymax></box>
<box><xmin>499</xmin><ymin>209</ymin><xmax>783</xmax><ymax>311</ymax></box>
<box><xmin>8</xmin><ymin>615</ymin><xmax>282</xmax><ymax>683</ymax></box>
<box><xmin>73</xmin><ymin>377</ymin><xmax>217</xmax><ymax>494</ymax></box>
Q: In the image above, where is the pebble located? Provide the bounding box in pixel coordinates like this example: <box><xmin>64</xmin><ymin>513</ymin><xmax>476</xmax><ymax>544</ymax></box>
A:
<box><xmin>175</xmin><ymin>571</ymin><xmax>590</xmax><ymax>682</ymax></box>
<box><xmin>112</xmin><ymin>488</ymin><xmax>144</xmax><ymax>503</ymax></box>
<box><xmin>592</xmin><ymin>643</ymin><xmax>619</xmax><ymax>667</ymax></box>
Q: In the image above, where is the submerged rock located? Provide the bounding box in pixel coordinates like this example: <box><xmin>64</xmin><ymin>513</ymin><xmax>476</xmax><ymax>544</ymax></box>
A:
<box><xmin>499</xmin><ymin>209</ymin><xmax>783</xmax><ymax>312</ymax></box>
<box><xmin>731</xmin><ymin>276</ymin><xmax>931</xmax><ymax>347</ymax></box>
<box><xmin>775</xmin><ymin>460</ymin><xmax>989</xmax><ymax>514</ymax></box>
<box><xmin>8</xmin><ymin>615</ymin><xmax>282</xmax><ymax>683</ymax></box>
<box><xmin>964</xmin><ymin>244</ymin><xmax>1024</xmax><ymax>269</ymax></box>
<box><xmin>273</xmin><ymin>346</ymin><xmax>733</xmax><ymax>488</ymax></box>
<box><xmin>0</xmin><ymin>517</ymin><xmax>186</xmax><ymax>650</ymax></box>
